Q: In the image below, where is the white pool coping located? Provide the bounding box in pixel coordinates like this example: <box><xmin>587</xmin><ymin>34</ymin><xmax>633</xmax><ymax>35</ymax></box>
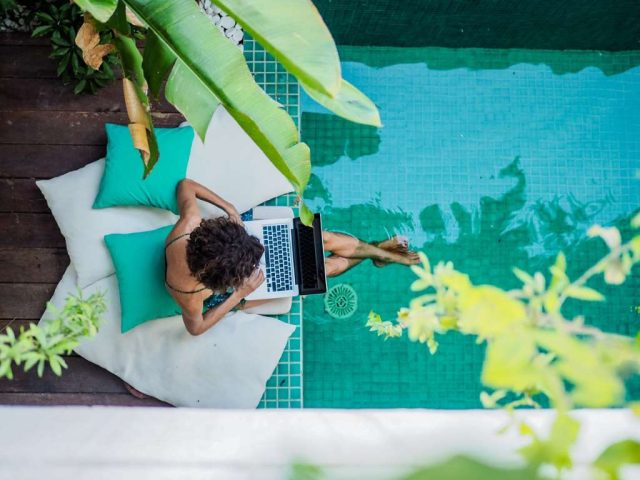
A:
<box><xmin>0</xmin><ymin>407</ymin><xmax>638</xmax><ymax>479</ymax></box>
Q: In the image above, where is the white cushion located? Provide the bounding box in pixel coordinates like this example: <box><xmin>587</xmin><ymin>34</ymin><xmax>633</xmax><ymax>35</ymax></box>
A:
<box><xmin>36</xmin><ymin>106</ymin><xmax>294</xmax><ymax>288</ymax></box>
<box><xmin>41</xmin><ymin>266</ymin><xmax>295</xmax><ymax>408</ymax></box>
<box><xmin>36</xmin><ymin>160</ymin><xmax>178</xmax><ymax>288</ymax></box>
<box><xmin>185</xmin><ymin>105</ymin><xmax>294</xmax><ymax>217</ymax></box>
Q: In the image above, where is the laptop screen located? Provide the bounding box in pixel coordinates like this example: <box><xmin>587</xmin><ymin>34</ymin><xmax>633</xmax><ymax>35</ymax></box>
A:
<box><xmin>293</xmin><ymin>214</ymin><xmax>327</xmax><ymax>295</ymax></box>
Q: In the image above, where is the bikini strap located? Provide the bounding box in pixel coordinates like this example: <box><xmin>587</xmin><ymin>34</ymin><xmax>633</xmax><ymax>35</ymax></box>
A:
<box><xmin>165</xmin><ymin>281</ymin><xmax>208</xmax><ymax>295</ymax></box>
<box><xmin>165</xmin><ymin>232</ymin><xmax>191</xmax><ymax>249</ymax></box>
<box><xmin>164</xmin><ymin>231</ymin><xmax>208</xmax><ymax>295</ymax></box>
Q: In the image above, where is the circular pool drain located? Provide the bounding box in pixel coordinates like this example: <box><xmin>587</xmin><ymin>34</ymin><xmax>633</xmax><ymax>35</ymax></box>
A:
<box><xmin>324</xmin><ymin>283</ymin><xmax>358</xmax><ymax>319</ymax></box>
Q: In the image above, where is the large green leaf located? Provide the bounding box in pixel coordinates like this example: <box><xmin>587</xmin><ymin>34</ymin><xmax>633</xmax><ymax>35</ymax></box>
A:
<box><xmin>212</xmin><ymin>0</ymin><xmax>340</xmax><ymax>97</ymax></box>
<box><xmin>289</xmin><ymin>456</ymin><xmax>542</xmax><ymax>480</ymax></box>
<box><xmin>130</xmin><ymin>0</ymin><xmax>310</xmax><ymax>195</ymax></box>
<box><xmin>402</xmin><ymin>455</ymin><xmax>542</xmax><ymax>480</ymax></box>
<box><xmin>301</xmin><ymin>78</ymin><xmax>382</xmax><ymax>127</ymax></box>
<box><xmin>73</xmin><ymin>0</ymin><xmax>118</xmax><ymax>23</ymax></box>
<box><xmin>212</xmin><ymin>0</ymin><xmax>381</xmax><ymax>127</ymax></box>
<box><xmin>142</xmin><ymin>31</ymin><xmax>175</xmax><ymax>98</ymax></box>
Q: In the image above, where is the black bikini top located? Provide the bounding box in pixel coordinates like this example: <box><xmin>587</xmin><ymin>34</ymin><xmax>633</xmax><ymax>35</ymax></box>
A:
<box><xmin>164</xmin><ymin>233</ymin><xmax>208</xmax><ymax>295</ymax></box>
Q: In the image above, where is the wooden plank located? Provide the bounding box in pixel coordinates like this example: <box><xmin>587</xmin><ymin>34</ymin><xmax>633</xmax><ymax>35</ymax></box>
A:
<box><xmin>0</xmin><ymin>45</ymin><xmax>57</xmax><ymax>78</ymax></box>
<box><xmin>0</xmin><ymin>283</ymin><xmax>56</xmax><ymax>318</ymax></box>
<box><xmin>0</xmin><ymin>319</ymin><xmax>38</xmax><ymax>335</ymax></box>
<box><xmin>0</xmin><ymin>78</ymin><xmax>177</xmax><ymax>113</ymax></box>
<box><xmin>0</xmin><ymin>78</ymin><xmax>125</xmax><ymax>113</ymax></box>
<box><xmin>0</xmin><ymin>392</ymin><xmax>170</xmax><ymax>407</ymax></box>
<box><xmin>0</xmin><ymin>319</ymin><xmax>36</xmax><ymax>332</ymax></box>
<box><xmin>0</xmin><ymin>144</ymin><xmax>104</xmax><ymax>179</ymax></box>
<box><xmin>0</xmin><ymin>111</ymin><xmax>184</xmax><ymax>145</ymax></box>
<box><xmin>0</xmin><ymin>248</ymin><xmax>68</xmax><ymax>282</ymax></box>
<box><xmin>0</xmin><ymin>179</ymin><xmax>48</xmax><ymax>213</ymax></box>
<box><xmin>0</xmin><ymin>357</ymin><xmax>169</xmax><ymax>407</ymax></box>
<box><xmin>0</xmin><ymin>33</ymin><xmax>48</xmax><ymax>46</ymax></box>
<box><xmin>0</xmin><ymin>213</ymin><xmax>64</xmax><ymax>248</ymax></box>
<box><xmin>0</xmin><ymin>356</ymin><xmax>126</xmax><ymax>394</ymax></box>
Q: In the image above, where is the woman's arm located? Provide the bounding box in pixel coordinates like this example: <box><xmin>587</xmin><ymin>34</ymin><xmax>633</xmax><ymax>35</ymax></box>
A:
<box><xmin>182</xmin><ymin>270</ymin><xmax>265</xmax><ymax>336</ymax></box>
<box><xmin>181</xmin><ymin>291</ymin><xmax>244</xmax><ymax>336</ymax></box>
<box><xmin>176</xmin><ymin>179</ymin><xmax>241</xmax><ymax>223</ymax></box>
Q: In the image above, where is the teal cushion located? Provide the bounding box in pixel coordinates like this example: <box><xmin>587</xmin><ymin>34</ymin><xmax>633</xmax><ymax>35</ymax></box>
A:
<box><xmin>105</xmin><ymin>225</ymin><xmax>182</xmax><ymax>333</ymax></box>
<box><xmin>93</xmin><ymin>124</ymin><xmax>195</xmax><ymax>213</ymax></box>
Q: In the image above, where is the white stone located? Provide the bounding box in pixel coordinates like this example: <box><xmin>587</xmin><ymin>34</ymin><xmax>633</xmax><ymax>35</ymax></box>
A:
<box><xmin>231</xmin><ymin>29</ymin><xmax>244</xmax><ymax>43</ymax></box>
<box><xmin>220</xmin><ymin>15</ymin><xmax>235</xmax><ymax>29</ymax></box>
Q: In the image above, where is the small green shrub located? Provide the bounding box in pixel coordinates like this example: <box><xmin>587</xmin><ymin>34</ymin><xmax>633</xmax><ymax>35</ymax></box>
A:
<box><xmin>0</xmin><ymin>290</ymin><xmax>106</xmax><ymax>379</ymax></box>
<box><xmin>31</xmin><ymin>0</ymin><xmax>117</xmax><ymax>94</ymax></box>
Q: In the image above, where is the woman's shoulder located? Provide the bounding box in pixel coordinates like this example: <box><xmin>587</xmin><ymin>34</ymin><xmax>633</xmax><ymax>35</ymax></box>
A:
<box><xmin>166</xmin><ymin>214</ymin><xmax>201</xmax><ymax>246</ymax></box>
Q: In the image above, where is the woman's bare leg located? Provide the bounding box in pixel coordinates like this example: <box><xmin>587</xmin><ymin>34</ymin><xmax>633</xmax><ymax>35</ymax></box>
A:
<box><xmin>322</xmin><ymin>231</ymin><xmax>419</xmax><ymax>266</ymax></box>
<box><xmin>325</xmin><ymin>255</ymin><xmax>364</xmax><ymax>277</ymax></box>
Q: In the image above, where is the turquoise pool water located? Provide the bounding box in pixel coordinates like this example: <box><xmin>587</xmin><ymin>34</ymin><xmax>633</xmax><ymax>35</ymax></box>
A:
<box><xmin>301</xmin><ymin>46</ymin><xmax>640</xmax><ymax>408</ymax></box>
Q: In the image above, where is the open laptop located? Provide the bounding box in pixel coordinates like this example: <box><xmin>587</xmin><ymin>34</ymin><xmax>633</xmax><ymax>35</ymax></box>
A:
<box><xmin>245</xmin><ymin>214</ymin><xmax>327</xmax><ymax>300</ymax></box>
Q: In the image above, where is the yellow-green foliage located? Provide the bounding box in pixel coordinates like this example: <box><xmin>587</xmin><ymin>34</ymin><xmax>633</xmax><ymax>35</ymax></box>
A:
<box><xmin>368</xmin><ymin>213</ymin><xmax>640</xmax><ymax>475</ymax></box>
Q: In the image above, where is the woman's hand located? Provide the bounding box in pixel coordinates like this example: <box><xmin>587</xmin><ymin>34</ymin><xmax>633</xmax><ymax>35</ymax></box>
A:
<box><xmin>225</xmin><ymin>204</ymin><xmax>243</xmax><ymax>225</ymax></box>
<box><xmin>236</xmin><ymin>269</ymin><xmax>265</xmax><ymax>298</ymax></box>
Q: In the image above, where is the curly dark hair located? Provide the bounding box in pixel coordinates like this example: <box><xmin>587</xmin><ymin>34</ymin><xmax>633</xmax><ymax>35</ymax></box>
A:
<box><xmin>186</xmin><ymin>217</ymin><xmax>264</xmax><ymax>292</ymax></box>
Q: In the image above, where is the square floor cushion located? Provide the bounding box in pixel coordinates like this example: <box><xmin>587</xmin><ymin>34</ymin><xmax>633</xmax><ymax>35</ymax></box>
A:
<box><xmin>36</xmin><ymin>159</ymin><xmax>178</xmax><ymax>288</ymax></box>
<box><xmin>94</xmin><ymin>105</ymin><xmax>294</xmax><ymax>217</ymax></box>
<box><xmin>104</xmin><ymin>207</ymin><xmax>296</xmax><ymax>332</ymax></box>
<box><xmin>37</xmin><ymin>107</ymin><xmax>294</xmax><ymax>288</ymax></box>
<box><xmin>40</xmin><ymin>266</ymin><xmax>296</xmax><ymax>408</ymax></box>
<box><xmin>93</xmin><ymin>124</ymin><xmax>195</xmax><ymax>213</ymax></box>
<box><xmin>104</xmin><ymin>225</ymin><xmax>180</xmax><ymax>333</ymax></box>
<box><xmin>184</xmin><ymin>105</ymin><xmax>294</xmax><ymax>218</ymax></box>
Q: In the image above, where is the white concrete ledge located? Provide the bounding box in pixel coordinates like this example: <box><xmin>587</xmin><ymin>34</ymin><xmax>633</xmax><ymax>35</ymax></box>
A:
<box><xmin>0</xmin><ymin>407</ymin><xmax>638</xmax><ymax>480</ymax></box>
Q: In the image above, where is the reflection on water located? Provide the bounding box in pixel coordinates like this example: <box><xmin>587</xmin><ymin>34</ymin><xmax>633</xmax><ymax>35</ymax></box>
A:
<box><xmin>304</xmin><ymin>112</ymin><xmax>381</xmax><ymax>167</ymax></box>
<box><xmin>338</xmin><ymin>46</ymin><xmax>640</xmax><ymax>77</ymax></box>
<box><xmin>300</xmin><ymin>47</ymin><xmax>640</xmax><ymax>408</ymax></box>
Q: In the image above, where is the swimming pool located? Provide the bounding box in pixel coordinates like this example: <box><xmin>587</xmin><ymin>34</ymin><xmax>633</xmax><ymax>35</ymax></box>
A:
<box><xmin>300</xmin><ymin>46</ymin><xmax>640</xmax><ymax>408</ymax></box>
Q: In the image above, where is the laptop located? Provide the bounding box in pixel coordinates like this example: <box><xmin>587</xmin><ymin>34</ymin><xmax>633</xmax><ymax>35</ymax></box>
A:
<box><xmin>244</xmin><ymin>214</ymin><xmax>327</xmax><ymax>300</ymax></box>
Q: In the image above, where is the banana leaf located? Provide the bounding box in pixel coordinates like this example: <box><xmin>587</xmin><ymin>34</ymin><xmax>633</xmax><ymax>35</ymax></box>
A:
<box><xmin>212</xmin><ymin>0</ymin><xmax>339</xmax><ymax>97</ymax></box>
<box><xmin>301</xmin><ymin>78</ymin><xmax>382</xmax><ymax>127</ymax></box>
<box><xmin>73</xmin><ymin>0</ymin><xmax>118</xmax><ymax>23</ymax></box>
<box><xmin>129</xmin><ymin>0</ymin><xmax>310</xmax><ymax>197</ymax></box>
<box><xmin>213</xmin><ymin>0</ymin><xmax>380</xmax><ymax>127</ymax></box>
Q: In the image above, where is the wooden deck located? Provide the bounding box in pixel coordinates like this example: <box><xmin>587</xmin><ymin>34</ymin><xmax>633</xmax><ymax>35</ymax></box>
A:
<box><xmin>0</xmin><ymin>33</ymin><xmax>178</xmax><ymax>406</ymax></box>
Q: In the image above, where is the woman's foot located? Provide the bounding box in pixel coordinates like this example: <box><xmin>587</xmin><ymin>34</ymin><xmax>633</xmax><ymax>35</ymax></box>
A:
<box><xmin>124</xmin><ymin>381</ymin><xmax>148</xmax><ymax>399</ymax></box>
<box><xmin>373</xmin><ymin>236</ymin><xmax>420</xmax><ymax>267</ymax></box>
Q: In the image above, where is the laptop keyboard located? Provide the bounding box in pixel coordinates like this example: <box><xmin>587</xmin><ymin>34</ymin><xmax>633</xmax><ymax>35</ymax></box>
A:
<box><xmin>262</xmin><ymin>224</ymin><xmax>294</xmax><ymax>293</ymax></box>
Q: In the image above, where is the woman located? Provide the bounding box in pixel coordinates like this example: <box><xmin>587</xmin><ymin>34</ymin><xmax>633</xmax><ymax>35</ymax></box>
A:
<box><xmin>125</xmin><ymin>178</ymin><xmax>419</xmax><ymax>398</ymax></box>
<box><xmin>166</xmin><ymin>179</ymin><xmax>421</xmax><ymax>337</ymax></box>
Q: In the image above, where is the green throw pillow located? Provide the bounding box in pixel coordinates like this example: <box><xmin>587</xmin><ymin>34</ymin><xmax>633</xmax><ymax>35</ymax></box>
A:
<box><xmin>105</xmin><ymin>225</ymin><xmax>182</xmax><ymax>333</ymax></box>
<box><xmin>93</xmin><ymin>124</ymin><xmax>195</xmax><ymax>213</ymax></box>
